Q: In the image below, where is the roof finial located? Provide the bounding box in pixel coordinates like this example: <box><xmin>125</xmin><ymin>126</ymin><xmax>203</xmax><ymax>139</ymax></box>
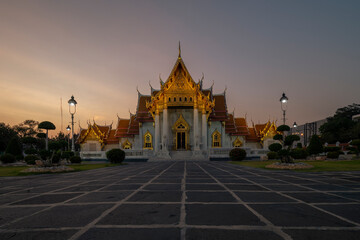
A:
<box><xmin>178</xmin><ymin>41</ymin><xmax>181</xmax><ymax>59</ymax></box>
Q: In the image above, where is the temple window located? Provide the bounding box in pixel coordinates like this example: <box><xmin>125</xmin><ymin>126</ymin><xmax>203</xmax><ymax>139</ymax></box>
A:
<box><xmin>212</xmin><ymin>130</ymin><xmax>221</xmax><ymax>148</ymax></box>
<box><xmin>184</xmin><ymin>97</ymin><xmax>187</xmax><ymax>102</ymax></box>
<box><xmin>123</xmin><ymin>139</ymin><xmax>132</xmax><ymax>149</ymax></box>
<box><xmin>169</xmin><ymin>97</ymin><xmax>171</xmax><ymax>102</ymax></box>
<box><xmin>190</xmin><ymin>97</ymin><xmax>192</xmax><ymax>102</ymax></box>
<box><xmin>233</xmin><ymin>137</ymin><xmax>243</xmax><ymax>148</ymax></box>
<box><xmin>144</xmin><ymin>131</ymin><xmax>153</xmax><ymax>149</ymax></box>
<box><xmin>174</xmin><ymin>97</ymin><xmax>176</xmax><ymax>102</ymax></box>
<box><xmin>179</xmin><ymin>97</ymin><xmax>182</xmax><ymax>101</ymax></box>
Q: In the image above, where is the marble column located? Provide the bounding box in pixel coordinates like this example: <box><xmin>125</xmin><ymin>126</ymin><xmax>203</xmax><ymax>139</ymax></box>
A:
<box><xmin>162</xmin><ymin>107</ymin><xmax>168</xmax><ymax>151</ymax></box>
<box><xmin>139</xmin><ymin>122</ymin><xmax>143</xmax><ymax>149</ymax></box>
<box><xmin>155</xmin><ymin>110</ymin><xmax>160</xmax><ymax>152</ymax></box>
<box><xmin>202</xmin><ymin>109</ymin><xmax>207</xmax><ymax>150</ymax></box>
<box><xmin>193</xmin><ymin>106</ymin><xmax>199</xmax><ymax>150</ymax></box>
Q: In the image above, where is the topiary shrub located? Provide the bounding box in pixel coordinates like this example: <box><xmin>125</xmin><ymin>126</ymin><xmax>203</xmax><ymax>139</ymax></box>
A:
<box><xmin>61</xmin><ymin>151</ymin><xmax>74</xmax><ymax>160</ymax></box>
<box><xmin>52</xmin><ymin>153</ymin><xmax>61</xmax><ymax>164</ymax></box>
<box><xmin>278</xmin><ymin>149</ymin><xmax>289</xmax><ymax>158</ymax></box>
<box><xmin>106</xmin><ymin>149</ymin><xmax>125</xmax><ymax>163</ymax></box>
<box><xmin>24</xmin><ymin>148</ymin><xmax>38</xmax><ymax>155</ymax></box>
<box><xmin>324</xmin><ymin>146</ymin><xmax>340</xmax><ymax>152</ymax></box>
<box><xmin>39</xmin><ymin>150</ymin><xmax>51</xmax><ymax>160</ymax></box>
<box><xmin>70</xmin><ymin>156</ymin><xmax>82</xmax><ymax>164</ymax></box>
<box><xmin>290</xmin><ymin>148</ymin><xmax>308</xmax><ymax>159</ymax></box>
<box><xmin>267</xmin><ymin>151</ymin><xmax>279</xmax><ymax>160</ymax></box>
<box><xmin>229</xmin><ymin>148</ymin><xmax>247</xmax><ymax>161</ymax></box>
<box><xmin>24</xmin><ymin>155</ymin><xmax>39</xmax><ymax>165</ymax></box>
<box><xmin>307</xmin><ymin>135</ymin><xmax>323</xmax><ymax>156</ymax></box>
<box><xmin>268</xmin><ymin>143</ymin><xmax>282</xmax><ymax>152</ymax></box>
<box><xmin>327</xmin><ymin>151</ymin><xmax>339</xmax><ymax>159</ymax></box>
<box><xmin>5</xmin><ymin>137</ymin><xmax>23</xmax><ymax>158</ymax></box>
<box><xmin>277</xmin><ymin>125</ymin><xmax>291</xmax><ymax>132</ymax></box>
<box><xmin>296</xmin><ymin>143</ymin><xmax>303</xmax><ymax>149</ymax></box>
<box><xmin>1</xmin><ymin>154</ymin><xmax>16</xmax><ymax>164</ymax></box>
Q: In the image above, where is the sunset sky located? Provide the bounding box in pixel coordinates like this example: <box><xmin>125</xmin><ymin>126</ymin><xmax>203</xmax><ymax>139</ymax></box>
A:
<box><xmin>1</xmin><ymin>0</ymin><xmax>359</xmax><ymax>137</ymax></box>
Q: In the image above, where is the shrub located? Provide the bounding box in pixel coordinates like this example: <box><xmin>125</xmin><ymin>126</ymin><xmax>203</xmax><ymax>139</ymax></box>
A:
<box><xmin>15</xmin><ymin>154</ymin><xmax>24</xmax><ymax>160</ymax></box>
<box><xmin>267</xmin><ymin>151</ymin><xmax>279</xmax><ymax>160</ymax></box>
<box><xmin>5</xmin><ymin>137</ymin><xmax>23</xmax><ymax>157</ymax></box>
<box><xmin>24</xmin><ymin>155</ymin><xmax>39</xmax><ymax>165</ymax></box>
<box><xmin>39</xmin><ymin>150</ymin><xmax>51</xmax><ymax>160</ymax></box>
<box><xmin>327</xmin><ymin>151</ymin><xmax>340</xmax><ymax>159</ymax></box>
<box><xmin>52</xmin><ymin>153</ymin><xmax>61</xmax><ymax>164</ymax></box>
<box><xmin>0</xmin><ymin>154</ymin><xmax>16</xmax><ymax>164</ymax></box>
<box><xmin>324</xmin><ymin>146</ymin><xmax>340</xmax><ymax>152</ymax></box>
<box><xmin>268</xmin><ymin>143</ymin><xmax>282</xmax><ymax>152</ymax></box>
<box><xmin>49</xmin><ymin>141</ymin><xmax>62</xmax><ymax>151</ymax></box>
<box><xmin>284</xmin><ymin>135</ymin><xmax>300</xmax><ymax>146</ymax></box>
<box><xmin>106</xmin><ymin>149</ymin><xmax>125</xmax><ymax>163</ymax></box>
<box><xmin>296</xmin><ymin>143</ymin><xmax>303</xmax><ymax>149</ymax></box>
<box><xmin>290</xmin><ymin>148</ymin><xmax>308</xmax><ymax>159</ymax></box>
<box><xmin>61</xmin><ymin>151</ymin><xmax>74</xmax><ymax>160</ymax></box>
<box><xmin>24</xmin><ymin>148</ymin><xmax>38</xmax><ymax>155</ymax></box>
<box><xmin>70</xmin><ymin>156</ymin><xmax>82</xmax><ymax>164</ymax></box>
<box><xmin>307</xmin><ymin>135</ymin><xmax>323</xmax><ymax>155</ymax></box>
<box><xmin>277</xmin><ymin>125</ymin><xmax>290</xmax><ymax>132</ymax></box>
<box><xmin>229</xmin><ymin>148</ymin><xmax>247</xmax><ymax>161</ymax></box>
<box><xmin>273</xmin><ymin>134</ymin><xmax>283</xmax><ymax>141</ymax></box>
<box><xmin>278</xmin><ymin>149</ymin><xmax>289</xmax><ymax>157</ymax></box>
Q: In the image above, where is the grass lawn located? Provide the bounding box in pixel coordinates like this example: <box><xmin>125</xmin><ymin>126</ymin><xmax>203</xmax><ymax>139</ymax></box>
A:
<box><xmin>230</xmin><ymin>159</ymin><xmax>360</xmax><ymax>172</ymax></box>
<box><xmin>0</xmin><ymin>163</ymin><xmax>122</xmax><ymax>177</ymax></box>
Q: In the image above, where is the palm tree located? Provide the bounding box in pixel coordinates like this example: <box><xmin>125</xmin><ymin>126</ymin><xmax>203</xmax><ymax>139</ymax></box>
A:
<box><xmin>38</xmin><ymin>121</ymin><xmax>56</xmax><ymax>150</ymax></box>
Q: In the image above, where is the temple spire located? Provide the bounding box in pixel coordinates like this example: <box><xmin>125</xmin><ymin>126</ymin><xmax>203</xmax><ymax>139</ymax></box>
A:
<box><xmin>178</xmin><ymin>41</ymin><xmax>181</xmax><ymax>59</ymax></box>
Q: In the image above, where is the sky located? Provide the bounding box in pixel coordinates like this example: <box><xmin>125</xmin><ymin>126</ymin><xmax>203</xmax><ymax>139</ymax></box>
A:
<box><xmin>0</xmin><ymin>0</ymin><xmax>359</xmax><ymax>137</ymax></box>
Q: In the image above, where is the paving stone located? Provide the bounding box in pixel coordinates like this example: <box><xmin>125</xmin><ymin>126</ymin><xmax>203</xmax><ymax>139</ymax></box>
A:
<box><xmin>316</xmin><ymin>204</ymin><xmax>360</xmax><ymax>224</ymax></box>
<box><xmin>101</xmin><ymin>184</ymin><xmax>142</xmax><ymax>191</ymax></box>
<box><xmin>69</xmin><ymin>191</ymin><xmax>132</xmax><ymax>203</ymax></box>
<box><xmin>128</xmin><ymin>191</ymin><xmax>182</xmax><ymax>202</ymax></box>
<box><xmin>0</xmin><ymin>206</ymin><xmax>45</xmax><ymax>225</ymax></box>
<box><xmin>234</xmin><ymin>191</ymin><xmax>297</xmax><ymax>203</ymax></box>
<box><xmin>78</xmin><ymin>228</ymin><xmax>180</xmax><ymax>240</ymax></box>
<box><xmin>303</xmin><ymin>184</ymin><xmax>353</xmax><ymax>191</ymax></box>
<box><xmin>11</xmin><ymin>193</ymin><xmax>82</xmax><ymax>205</ymax></box>
<box><xmin>143</xmin><ymin>184</ymin><xmax>181</xmax><ymax>191</ymax></box>
<box><xmin>186</xmin><ymin>228</ymin><xmax>284</xmax><ymax>240</ymax></box>
<box><xmin>186</xmin><ymin>184</ymin><xmax>225</xmax><ymax>190</ymax></box>
<box><xmin>285</xmin><ymin>192</ymin><xmax>352</xmax><ymax>203</ymax></box>
<box><xmin>7</xmin><ymin>204</ymin><xmax>113</xmax><ymax>228</ymax></box>
<box><xmin>264</xmin><ymin>184</ymin><xmax>311</xmax><ymax>192</ymax></box>
<box><xmin>54</xmin><ymin>185</ymin><xmax>106</xmax><ymax>192</ymax></box>
<box><xmin>0</xmin><ymin>230</ymin><xmax>78</xmax><ymax>240</ymax></box>
<box><xmin>186</xmin><ymin>191</ymin><xmax>237</xmax><ymax>202</ymax></box>
<box><xmin>153</xmin><ymin>178</ymin><xmax>182</xmax><ymax>183</ymax></box>
<box><xmin>186</xmin><ymin>178</ymin><xmax>217</xmax><ymax>183</ymax></box>
<box><xmin>332</xmin><ymin>191</ymin><xmax>360</xmax><ymax>200</ymax></box>
<box><xmin>250</xmin><ymin>203</ymin><xmax>354</xmax><ymax>227</ymax></box>
<box><xmin>283</xmin><ymin>229</ymin><xmax>360</xmax><ymax>240</ymax></box>
<box><xmin>225</xmin><ymin>184</ymin><xmax>269</xmax><ymax>191</ymax></box>
<box><xmin>0</xmin><ymin>193</ymin><xmax>38</xmax><ymax>205</ymax></box>
<box><xmin>98</xmin><ymin>204</ymin><xmax>180</xmax><ymax>225</ymax></box>
<box><xmin>186</xmin><ymin>204</ymin><xmax>263</xmax><ymax>225</ymax></box>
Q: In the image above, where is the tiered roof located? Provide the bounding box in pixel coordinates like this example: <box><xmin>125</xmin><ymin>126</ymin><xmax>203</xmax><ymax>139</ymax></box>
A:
<box><xmin>78</xmin><ymin>122</ymin><xmax>113</xmax><ymax>148</ymax></box>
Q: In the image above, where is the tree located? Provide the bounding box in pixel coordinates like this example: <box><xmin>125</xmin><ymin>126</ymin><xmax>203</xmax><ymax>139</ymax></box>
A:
<box><xmin>320</xmin><ymin>103</ymin><xmax>360</xmax><ymax>143</ymax></box>
<box><xmin>38</xmin><ymin>121</ymin><xmax>56</xmax><ymax>151</ymax></box>
<box><xmin>13</xmin><ymin>120</ymin><xmax>39</xmax><ymax>138</ymax></box>
<box><xmin>307</xmin><ymin>135</ymin><xmax>323</xmax><ymax>156</ymax></box>
<box><xmin>271</xmin><ymin>124</ymin><xmax>300</xmax><ymax>163</ymax></box>
<box><xmin>0</xmin><ymin>122</ymin><xmax>18</xmax><ymax>152</ymax></box>
<box><xmin>351</xmin><ymin>139</ymin><xmax>360</xmax><ymax>156</ymax></box>
<box><xmin>268</xmin><ymin>143</ymin><xmax>282</xmax><ymax>152</ymax></box>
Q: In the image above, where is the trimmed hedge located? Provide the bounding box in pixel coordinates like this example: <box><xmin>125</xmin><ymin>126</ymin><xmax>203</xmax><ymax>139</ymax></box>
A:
<box><xmin>24</xmin><ymin>148</ymin><xmax>38</xmax><ymax>155</ymax></box>
<box><xmin>327</xmin><ymin>151</ymin><xmax>340</xmax><ymax>159</ymax></box>
<box><xmin>229</xmin><ymin>148</ymin><xmax>247</xmax><ymax>161</ymax></box>
<box><xmin>70</xmin><ymin>156</ymin><xmax>82</xmax><ymax>164</ymax></box>
<box><xmin>24</xmin><ymin>155</ymin><xmax>39</xmax><ymax>165</ymax></box>
<box><xmin>267</xmin><ymin>151</ymin><xmax>279</xmax><ymax>160</ymax></box>
<box><xmin>1</xmin><ymin>154</ymin><xmax>16</xmax><ymax>164</ymax></box>
<box><xmin>106</xmin><ymin>149</ymin><xmax>125</xmax><ymax>163</ymax></box>
<box><xmin>290</xmin><ymin>148</ymin><xmax>308</xmax><ymax>159</ymax></box>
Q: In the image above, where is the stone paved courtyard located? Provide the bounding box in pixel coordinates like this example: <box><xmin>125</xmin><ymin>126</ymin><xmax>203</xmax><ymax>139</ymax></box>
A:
<box><xmin>0</xmin><ymin>161</ymin><xmax>359</xmax><ymax>240</ymax></box>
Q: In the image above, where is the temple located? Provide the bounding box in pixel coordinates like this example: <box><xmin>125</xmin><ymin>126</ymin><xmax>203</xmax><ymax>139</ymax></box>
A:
<box><xmin>79</xmin><ymin>46</ymin><xmax>277</xmax><ymax>160</ymax></box>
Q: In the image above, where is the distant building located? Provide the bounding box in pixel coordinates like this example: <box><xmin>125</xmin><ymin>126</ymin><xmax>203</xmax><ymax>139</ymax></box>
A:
<box><xmin>290</xmin><ymin>119</ymin><xmax>327</xmax><ymax>146</ymax></box>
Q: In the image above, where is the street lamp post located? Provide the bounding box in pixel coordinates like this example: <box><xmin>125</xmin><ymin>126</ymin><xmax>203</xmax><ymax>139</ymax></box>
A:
<box><xmin>68</xmin><ymin>95</ymin><xmax>77</xmax><ymax>152</ymax></box>
<box><xmin>279</xmin><ymin>93</ymin><xmax>288</xmax><ymax>125</ymax></box>
<box><xmin>66</xmin><ymin>125</ymin><xmax>71</xmax><ymax>151</ymax></box>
